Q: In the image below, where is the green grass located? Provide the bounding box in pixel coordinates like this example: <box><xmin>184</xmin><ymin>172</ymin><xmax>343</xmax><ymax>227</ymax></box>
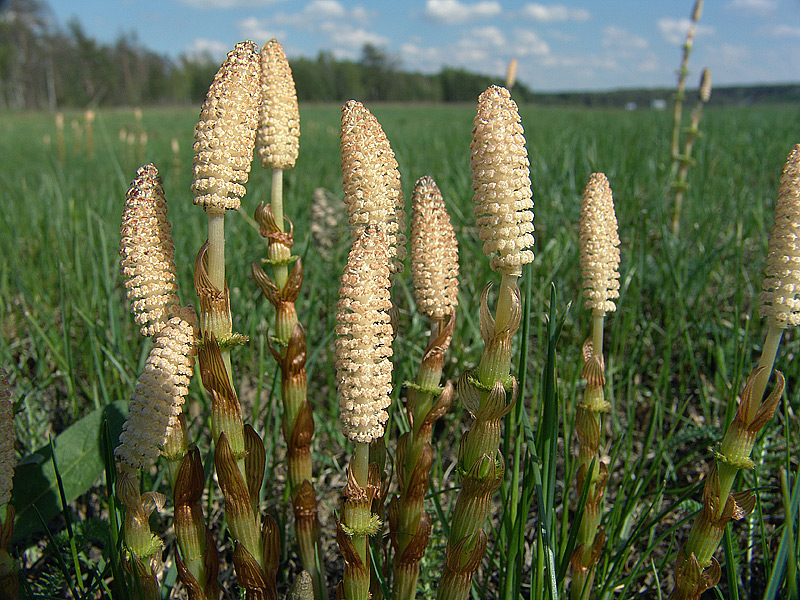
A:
<box><xmin>1</xmin><ymin>100</ymin><xmax>799</xmax><ymax>599</ymax></box>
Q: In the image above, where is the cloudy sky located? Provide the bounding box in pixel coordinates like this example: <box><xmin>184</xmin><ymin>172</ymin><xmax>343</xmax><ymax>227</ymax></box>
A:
<box><xmin>48</xmin><ymin>0</ymin><xmax>800</xmax><ymax>92</ymax></box>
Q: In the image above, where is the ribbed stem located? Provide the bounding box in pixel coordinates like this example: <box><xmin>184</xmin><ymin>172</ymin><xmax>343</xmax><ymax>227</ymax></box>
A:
<box><xmin>339</xmin><ymin>441</ymin><xmax>373</xmax><ymax>600</ymax></box>
<box><xmin>352</xmin><ymin>443</ymin><xmax>370</xmax><ymax>564</ymax></box>
<box><xmin>592</xmin><ymin>311</ymin><xmax>605</xmax><ymax>358</ymax></box>
<box><xmin>257</xmin><ymin>165</ymin><xmax>327</xmax><ymax>600</ymax></box>
<box><xmin>495</xmin><ymin>274</ymin><xmax>518</xmax><ymax>337</ymax></box>
<box><xmin>670</xmin><ymin>0</ymin><xmax>702</xmax><ymax>161</ymax></box>
<box><xmin>206</xmin><ymin>211</ymin><xmax>233</xmax><ymax>382</ymax></box>
<box><xmin>671</xmin><ymin>326</ymin><xmax>785</xmax><ymax>598</ymax></box>
<box><xmin>570</xmin><ymin>309</ymin><xmax>609</xmax><ymax>600</ymax></box>
<box><xmin>438</xmin><ymin>281</ymin><xmax>519</xmax><ymax>600</ymax></box>
<box><xmin>271</xmin><ymin>168</ymin><xmax>289</xmax><ymax>289</ymax></box>
<box><xmin>391</xmin><ymin>322</ymin><xmax>451</xmax><ymax>599</ymax></box>
<box><xmin>708</xmin><ymin>325</ymin><xmax>783</xmax><ymax>525</ymax></box>
<box><xmin>206</xmin><ymin>212</ymin><xmax>226</xmax><ymax>297</ymax></box>
<box><xmin>751</xmin><ymin>324</ymin><xmax>783</xmax><ymax>422</ymax></box>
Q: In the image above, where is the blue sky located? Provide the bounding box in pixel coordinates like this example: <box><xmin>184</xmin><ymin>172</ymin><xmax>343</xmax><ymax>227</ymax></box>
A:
<box><xmin>48</xmin><ymin>0</ymin><xmax>800</xmax><ymax>92</ymax></box>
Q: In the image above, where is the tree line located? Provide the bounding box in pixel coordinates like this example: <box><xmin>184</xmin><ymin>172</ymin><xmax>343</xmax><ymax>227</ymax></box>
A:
<box><xmin>0</xmin><ymin>0</ymin><xmax>535</xmax><ymax>110</ymax></box>
<box><xmin>1</xmin><ymin>0</ymin><xmax>797</xmax><ymax>111</ymax></box>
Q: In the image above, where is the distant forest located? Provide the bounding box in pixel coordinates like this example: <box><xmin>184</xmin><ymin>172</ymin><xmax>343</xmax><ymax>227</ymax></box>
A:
<box><xmin>3</xmin><ymin>0</ymin><xmax>799</xmax><ymax>110</ymax></box>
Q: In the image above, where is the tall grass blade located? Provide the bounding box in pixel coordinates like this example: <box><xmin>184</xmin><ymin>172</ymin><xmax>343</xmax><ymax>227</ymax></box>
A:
<box><xmin>50</xmin><ymin>436</ymin><xmax>85</xmax><ymax>592</ymax></box>
<box><xmin>101</xmin><ymin>418</ymin><xmax>131</xmax><ymax>600</ymax></box>
<box><xmin>33</xmin><ymin>504</ymin><xmax>81</xmax><ymax>600</ymax></box>
<box><xmin>501</xmin><ymin>264</ymin><xmax>532</xmax><ymax>600</ymax></box>
<box><xmin>722</xmin><ymin>524</ymin><xmax>740</xmax><ymax>600</ymax></box>
<box><xmin>536</xmin><ymin>285</ymin><xmax>569</xmax><ymax>522</ymax></box>
<box><xmin>763</xmin><ymin>464</ymin><xmax>800</xmax><ymax>600</ymax></box>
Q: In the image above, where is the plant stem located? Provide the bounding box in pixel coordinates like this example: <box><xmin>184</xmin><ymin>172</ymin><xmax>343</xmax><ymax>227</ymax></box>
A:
<box><xmin>352</xmin><ymin>442</ymin><xmax>370</xmax><ymax>564</ymax></box>
<box><xmin>715</xmin><ymin>325</ymin><xmax>783</xmax><ymax>518</ymax></box>
<box><xmin>751</xmin><ymin>324</ymin><xmax>783</xmax><ymax>421</ymax></box>
<box><xmin>271</xmin><ymin>168</ymin><xmax>289</xmax><ymax>289</ymax></box>
<box><xmin>206</xmin><ymin>211</ymin><xmax>233</xmax><ymax>381</ymax></box>
<box><xmin>592</xmin><ymin>311</ymin><xmax>604</xmax><ymax>358</ymax></box>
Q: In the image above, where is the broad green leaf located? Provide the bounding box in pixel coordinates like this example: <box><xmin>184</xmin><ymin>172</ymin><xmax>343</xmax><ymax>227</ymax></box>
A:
<box><xmin>11</xmin><ymin>400</ymin><xmax>128</xmax><ymax>542</ymax></box>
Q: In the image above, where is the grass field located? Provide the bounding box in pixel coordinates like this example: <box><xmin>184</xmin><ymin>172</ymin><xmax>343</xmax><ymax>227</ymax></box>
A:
<box><xmin>0</xmin><ymin>99</ymin><xmax>799</xmax><ymax>599</ymax></box>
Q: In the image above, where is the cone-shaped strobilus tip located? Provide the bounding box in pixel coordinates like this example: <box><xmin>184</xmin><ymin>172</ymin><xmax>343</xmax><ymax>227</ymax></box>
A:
<box><xmin>409</xmin><ymin>176</ymin><xmax>460</xmax><ymax>322</ymax></box>
<box><xmin>257</xmin><ymin>39</ymin><xmax>300</xmax><ymax>172</ymax></box>
<box><xmin>192</xmin><ymin>40</ymin><xmax>260</xmax><ymax>215</ymax></box>
<box><xmin>340</xmin><ymin>100</ymin><xmax>406</xmax><ymax>277</ymax></box>
<box><xmin>336</xmin><ymin>226</ymin><xmax>394</xmax><ymax>446</ymax></box>
<box><xmin>670</xmin><ymin>144</ymin><xmax>800</xmax><ymax>599</ymax></box>
<box><xmin>472</xmin><ymin>86</ymin><xmax>534</xmax><ymax>278</ymax></box>
<box><xmin>120</xmin><ymin>164</ymin><xmax>180</xmax><ymax>338</ymax></box>
<box><xmin>116</xmin><ymin>309</ymin><xmax>198</xmax><ymax>474</ymax></box>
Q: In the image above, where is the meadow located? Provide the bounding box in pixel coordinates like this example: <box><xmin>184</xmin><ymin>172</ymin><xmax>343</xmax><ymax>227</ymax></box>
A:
<box><xmin>0</xmin><ymin>98</ymin><xmax>799</xmax><ymax>599</ymax></box>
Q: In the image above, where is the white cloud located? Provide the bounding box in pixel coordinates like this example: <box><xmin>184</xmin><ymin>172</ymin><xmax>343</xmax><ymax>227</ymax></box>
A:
<box><xmin>399</xmin><ymin>42</ymin><xmax>446</xmax><ymax>72</ymax></box>
<box><xmin>320</xmin><ymin>22</ymin><xmax>390</xmax><ymax>57</ymax></box>
<box><xmin>237</xmin><ymin>17</ymin><xmax>286</xmax><ymax>42</ymax></box>
<box><xmin>712</xmin><ymin>43</ymin><xmax>751</xmax><ymax>68</ymax></box>
<box><xmin>468</xmin><ymin>25</ymin><xmax>506</xmax><ymax>47</ymax></box>
<box><xmin>636</xmin><ymin>54</ymin><xmax>661</xmax><ymax>74</ymax></box>
<box><xmin>184</xmin><ymin>38</ymin><xmax>229</xmax><ymax>62</ymax></box>
<box><xmin>603</xmin><ymin>26</ymin><xmax>648</xmax><ymax>50</ymax></box>
<box><xmin>401</xmin><ymin>26</ymin><xmax>550</xmax><ymax>82</ymax></box>
<box><xmin>657</xmin><ymin>18</ymin><xmax>714</xmax><ymax>45</ymax></box>
<box><xmin>539</xmin><ymin>54</ymin><xmax>616</xmax><ymax>71</ymax></box>
<box><xmin>521</xmin><ymin>3</ymin><xmax>590</xmax><ymax>23</ymax></box>
<box><xmin>727</xmin><ymin>0</ymin><xmax>777</xmax><ymax>13</ymax></box>
<box><xmin>307</xmin><ymin>0</ymin><xmax>346</xmax><ymax>19</ymax></box>
<box><xmin>769</xmin><ymin>24</ymin><xmax>800</xmax><ymax>37</ymax></box>
<box><xmin>272</xmin><ymin>1</ymin><xmax>371</xmax><ymax>28</ymax></box>
<box><xmin>424</xmin><ymin>0</ymin><xmax>502</xmax><ymax>25</ymax></box>
<box><xmin>513</xmin><ymin>29</ymin><xmax>550</xmax><ymax>56</ymax></box>
<box><xmin>178</xmin><ymin>0</ymin><xmax>284</xmax><ymax>8</ymax></box>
